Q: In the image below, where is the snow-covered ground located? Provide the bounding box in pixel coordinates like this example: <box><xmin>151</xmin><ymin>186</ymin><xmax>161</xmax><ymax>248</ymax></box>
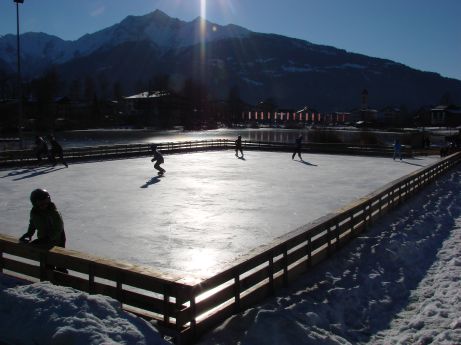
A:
<box><xmin>1</xmin><ymin>150</ymin><xmax>460</xmax><ymax>345</ymax></box>
<box><xmin>0</xmin><ymin>151</ymin><xmax>437</xmax><ymax>278</ymax></box>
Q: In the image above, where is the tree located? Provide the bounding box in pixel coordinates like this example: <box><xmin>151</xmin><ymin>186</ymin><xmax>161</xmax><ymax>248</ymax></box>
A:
<box><xmin>181</xmin><ymin>78</ymin><xmax>209</xmax><ymax>129</ymax></box>
<box><xmin>113</xmin><ymin>81</ymin><xmax>123</xmax><ymax>102</ymax></box>
<box><xmin>149</xmin><ymin>74</ymin><xmax>170</xmax><ymax>92</ymax></box>
<box><xmin>97</xmin><ymin>72</ymin><xmax>110</xmax><ymax>101</ymax></box>
<box><xmin>439</xmin><ymin>92</ymin><xmax>453</xmax><ymax>106</ymax></box>
<box><xmin>84</xmin><ymin>76</ymin><xmax>96</xmax><ymax>102</ymax></box>
<box><xmin>227</xmin><ymin>85</ymin><xmax>244</xmax><ymax>125</ymax></box>
<box><xmin>30</xmin><ymin>68</ymin><xmax>60</xmax><ymax>130</ymax></box>
<box><xmin>69</xmin><ymin>79</ymin><xmax>82</xmax><ymax>101</ymax></box>
<box><xmin>0</xmin><ymin>70</ymin><xmax>16</xmax><ymax>100</ymax></box>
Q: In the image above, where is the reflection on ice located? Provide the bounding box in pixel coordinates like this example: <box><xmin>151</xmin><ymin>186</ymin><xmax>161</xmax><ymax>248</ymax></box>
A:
<box><xmin>181</xmin><ymin>248</ymin><xmax>219</xmax><ymax>276</ymax></box>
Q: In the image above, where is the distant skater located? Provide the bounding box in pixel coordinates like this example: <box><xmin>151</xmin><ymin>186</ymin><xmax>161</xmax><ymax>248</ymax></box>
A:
<box><xmin>292</xmin><ymin>135</ymin><xmax>304</xmax><ymax>160</ymax></box>
<box><xmin>47</xmin><ymin>135</ymin><xmax>68</xmax><ymax>167</ymax></box>
<box><xmin>393</xmin><ymin>138</ymin><xmax>402</xmax><ymax>160</ymax></box>
<box><xmin>150</xmin><ymin>144</ymin><xmax>166</xmax><ymax>176</ymax></box>
<box><xmin>235</xmin><ymin>135</ymin><xmax>244</xmax><ymax>158</ymax></box>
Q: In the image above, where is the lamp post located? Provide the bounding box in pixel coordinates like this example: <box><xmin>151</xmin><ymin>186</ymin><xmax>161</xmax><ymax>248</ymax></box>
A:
<box><xmin>14</xmin><ymin>0</ymin><xmax>24</xmax><ymax>149</ymax></box>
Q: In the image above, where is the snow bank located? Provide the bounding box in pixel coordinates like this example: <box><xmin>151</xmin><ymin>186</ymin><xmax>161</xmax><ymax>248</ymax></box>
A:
<box><xmin>0</xmin><ymin>277</ymin><xmax>169</xmax><ymax>345</ymax></box>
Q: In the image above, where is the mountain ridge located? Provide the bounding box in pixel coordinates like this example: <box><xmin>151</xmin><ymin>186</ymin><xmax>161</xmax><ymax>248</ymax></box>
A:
<box><xmin>1</xmin><ymin>9</ymin><xmax>460</xmax><ymax>110</ymax></box>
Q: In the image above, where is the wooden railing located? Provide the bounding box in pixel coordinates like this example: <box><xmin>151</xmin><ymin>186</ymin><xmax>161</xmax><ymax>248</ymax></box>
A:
<box><xmin>0</xmin><ymin>139</ymin><xmax>230</xmax><ymax>167</ymax></box>
<box><xmin>1</xmin><ymin>150</ymin><xmax>458</xmax><ymax>344</ymax></box>
<box><xmin>180</xmin><ymin>151</ymin><xmax>461</xmax><ymax>341</ymax></box>
<box><xmin>0</xmin><ymin>139</ymin><xmax>411</xmax><ymax>167</ymax></box>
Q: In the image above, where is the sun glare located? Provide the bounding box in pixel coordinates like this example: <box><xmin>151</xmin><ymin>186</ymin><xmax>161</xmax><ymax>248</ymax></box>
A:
<box><xmin>199</xmin><ymin>0</ymin><xmax>207</xmax><ymax>76</ymax></box>
<box><xmin>200</xmin><ymin>0</ymin><xmax>207</xmax><ymax>20</ymax></box>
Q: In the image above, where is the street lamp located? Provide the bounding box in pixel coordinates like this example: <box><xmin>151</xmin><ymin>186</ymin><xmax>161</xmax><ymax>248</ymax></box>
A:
<box><xmin>14</xmin><ymin>0</ymin><xmax>24</xmax><ymax>149</ymax></box>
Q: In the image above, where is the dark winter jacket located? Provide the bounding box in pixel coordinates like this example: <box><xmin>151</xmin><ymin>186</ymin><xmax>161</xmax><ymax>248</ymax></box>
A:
<box><xmin>152</xmin><ymin>150</ymin><xmax>164</xmax><ymax>164</ymax></box>
<box><xmin>25</xmin><ymin>202</ymin><xmax>66</xmax><ymax>247</ymax></box>
<box><xmin>295</xmin><ymin>136</ymin><xmax>303</xmax><ymax>148</ymax></box>
<box><xmin>49</xmin><ymin>139</ymin><xmax>63</xmax><ymax>154</ymax></box>
<box><xmin>235</xmin><ymin>138</ymin><xmax>242</xmax><ymax>149</ymax></box>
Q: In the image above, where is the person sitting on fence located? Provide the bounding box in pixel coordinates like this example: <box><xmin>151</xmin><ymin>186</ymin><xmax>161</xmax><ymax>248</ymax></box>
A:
<box><xmin>19</xmin><ymin>189</ymin><xmax>67</xmax><ymax>250</ymax></box>
<box><xmin>34</xmin><ymin>136</ymin><xmax>49</xmax><ymax>164</ymax></box>
<box><xmin>47</xmin><ymin>135</ymin><xmax>68</xmax><ymax>168</ymax></box>
<box><xmin>393</xmin><ymin>138</ymin><xmax>402</xmax><ymax>160</ymax></box>
<box><xmin>235</xmin><ymin>135</ymin><xmax>244</xmax><ymax>158</ymax></box>
<box><xmin>292</xmin><ymin>135</ymin><xmax>304</xmax><ymax>160</ymax></box>
<box><xmin>150</xmin><ymin>144</ymin><xmax>166</xmax><ymax>176</ymax></box>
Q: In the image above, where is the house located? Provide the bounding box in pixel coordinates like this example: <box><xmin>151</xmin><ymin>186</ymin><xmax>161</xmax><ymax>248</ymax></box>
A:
<box><xmin>122</xmin><ymin>91</ymin><xmax>189</xmax><ymax>128</ymax></box>
<box><xmin>430</xmin><ymin>105</ymin><xmax>461</xmax><ymax>126</ymax></box>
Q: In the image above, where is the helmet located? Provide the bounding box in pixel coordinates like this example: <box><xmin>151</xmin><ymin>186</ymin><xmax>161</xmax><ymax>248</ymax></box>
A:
<box><xmin>30</xmin><ymin>189</ymin><xmax>50</xmax><ymax>206</ymax></box>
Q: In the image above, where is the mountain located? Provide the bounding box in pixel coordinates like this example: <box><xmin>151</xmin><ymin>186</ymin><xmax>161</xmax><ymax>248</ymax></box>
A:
<box><xmin>1</xmin><ymin>9</ymin><xmax>461</xmax><ymax>110</ymax></box>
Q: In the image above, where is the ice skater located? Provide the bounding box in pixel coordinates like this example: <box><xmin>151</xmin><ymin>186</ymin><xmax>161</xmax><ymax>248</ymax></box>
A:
<box><xmin>19</xmin><ymin>189</ymin><xmax>67</xmax><ymax>249</ymax></box>
<box><xmin>150</xmin><ymin>144</ymin><xmax>166</xmax><ymax>176</ymax></box>
<box><xmin>393</xmin><ymin>138</ymin><xmax>402</xmax><ymax>160</ymax></box>
<box><xmin>47</xmin><ymin>135</ymin><xmax>68</xmax><ymax>167</ymax></box>
<box><xmin>292</xmin><ymin>135</ymin><xmax>304</xmax><ymax>160</ymax></box>
<box><xmin>34</xmin><ymin>136</ymin><xmax>49</xmax><ymax>164</ymax></box>
<box><xmin>19</xmin><ymin>189</ymin><xmax>67</xmax><ymax>272</ymax></box>
<box><xmin>235</xmin><ymin>135</ymin><xmax>244</xmax><ymax>158</ymax></box>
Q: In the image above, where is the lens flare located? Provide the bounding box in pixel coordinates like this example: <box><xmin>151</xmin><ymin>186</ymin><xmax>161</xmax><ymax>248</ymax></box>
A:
<box><xmin>200</xmin><ymin>0</ymin><xmax>206</xmax><ymax>19</ymax></box>
<box><xmin>199</xmin><ymin>0</ymin><xmax>207</xmax><ymax>78</ymax></box>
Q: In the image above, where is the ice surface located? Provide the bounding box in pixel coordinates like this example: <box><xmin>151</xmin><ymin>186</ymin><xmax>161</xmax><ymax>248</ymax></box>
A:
<box><xmin>0</xmin><ymin>150</ymin><xmax>438</xmax><ymax>278</ymax></box>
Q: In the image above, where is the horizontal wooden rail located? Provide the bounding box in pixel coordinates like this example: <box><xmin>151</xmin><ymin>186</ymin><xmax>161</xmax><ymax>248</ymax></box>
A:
<box><xmin>0</xmin><ymin>149</ymin><xmax>458</xmax><ymax>344</ymax></box>
<box><xmin>0</xmin><ymin>139</ymin><xmax>412</xmax><ymax>167</ymax></box>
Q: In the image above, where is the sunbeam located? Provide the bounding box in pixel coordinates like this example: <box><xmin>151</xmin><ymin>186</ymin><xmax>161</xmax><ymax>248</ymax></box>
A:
<box><xmin>199</xmin><ymin>0</ymin><xmax>207</xmax><ymax>79</ymax></box>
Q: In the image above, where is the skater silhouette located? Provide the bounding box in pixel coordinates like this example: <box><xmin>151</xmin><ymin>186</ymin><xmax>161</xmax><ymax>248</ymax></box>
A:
<box><xmin>47</xmin><ymin>135</ymin><xmax>68</xmax><ymax>167</ymax></box>
<box><xmin>150</xmin><ymin>144</ymin><xmax>166</xmax><ymax>176</ymax></box>
<box><xmin>292</xmin><ymin>135</ymin><xmax>304</xmax><ymax>160</ymax></box>
<box><xmin>393</xmin><ymin>138</ymin><xmax>402</xmax><ymax>160</ymax></box>
<box><xmin>235</xmin><ymin>135</ymin><xmax>244</xmax><ymax>158</ymax></box>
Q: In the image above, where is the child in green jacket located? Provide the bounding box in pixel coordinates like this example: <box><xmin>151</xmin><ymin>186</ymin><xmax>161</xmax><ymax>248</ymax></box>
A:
<box><xmin>19</xmin><ymin>189</ymin><xmax>66</xmax><ymax>249</ymax></box>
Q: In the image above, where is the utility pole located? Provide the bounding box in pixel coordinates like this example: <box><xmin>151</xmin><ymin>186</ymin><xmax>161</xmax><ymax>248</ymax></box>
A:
<box><xmin>14</xmin><ymin>0</ymin><xmax>25</xmax><ymax>149</ymax></box>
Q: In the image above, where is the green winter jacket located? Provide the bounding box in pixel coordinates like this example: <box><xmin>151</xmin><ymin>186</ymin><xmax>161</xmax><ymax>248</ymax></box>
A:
<box><xmin>26</xmin><ymin>202</ymin><xmax>65</xmax><ymax>246</ymax></box>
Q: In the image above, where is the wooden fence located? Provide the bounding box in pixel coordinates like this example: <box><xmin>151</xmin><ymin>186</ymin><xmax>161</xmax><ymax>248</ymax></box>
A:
<box><xmin>1</xmin><ymin>149</ymin><xmax>458</xmax><ymax>344</ymax></box>
<box><xmin>0</xmin><ymin>139</ymin><xmax>411</xmax><ymax>167</ymax></box>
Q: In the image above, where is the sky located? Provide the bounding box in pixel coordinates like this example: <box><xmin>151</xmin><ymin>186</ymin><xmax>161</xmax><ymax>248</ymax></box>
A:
<box><xmin>0</xmin><ymin>0</ymin><xmax>460</xmax><ymax>81</ymax></box>
<box><xmin>1</xmin><ymin>151</ymin><xmax>460</xmax><ymax>344</ymax></box>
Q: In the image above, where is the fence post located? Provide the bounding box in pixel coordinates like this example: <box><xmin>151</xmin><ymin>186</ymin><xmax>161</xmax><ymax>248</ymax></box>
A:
<box><xmin>88</xmin><ymin>263</ymin><xmax>95</xmax><ymax>294</ymax></box>
<box><xmin>189</xmin><ymin>291</ymin><xmax>197</xmax><ymax>338</ymax></box>
<box><xmin>268</xmin><ymin>253</ymin><xmax>274</xmax><ymax>294</ymax></box>
<box><xmin>283</xmin><ymin>247</ymin><xmax>289</xmax><ymax>287</ymax></box>
<box><xmin>116</xmin><ymin>279</ymin><xmax>123</xmax><ymax>302</ymax></box>
<box><xmin>163</xmin><ymin>285</ymin><xmax>171</xmax><ymax>325</ymax></box>
<box><xmin>39</xmin><ymin>253</ymin><xmax>48</xmax><ymax>281</ymax></box>
<box><xmin>327</xmin><ymin>222</ymin><xmax>332</xmax><ymax>253</ymax></box>
<box><xmin>334</xmin><ymin>221</ymin><xmax>340</xmax><ymax>249</ymax></box>
<box><xmin>350</xmin><ymin>211</ymin><xmax>357</xmax><ymax>236</ymax></box>
<box><xmin>234</xmin><ymin>271</ymin><xmax>241</xmax><ymax>313</ymax></box>
<box><xmin>306</xmin><ymin>233</ymin><xmax>312</xmax><ymax>268</ymax></box>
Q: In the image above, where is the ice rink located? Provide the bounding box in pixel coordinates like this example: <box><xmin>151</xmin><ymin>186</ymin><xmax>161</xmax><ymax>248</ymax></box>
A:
<box><xmin>0</xmin><ymin>150</ymin><xmax>439</xmax><ymax>278</ymax></box>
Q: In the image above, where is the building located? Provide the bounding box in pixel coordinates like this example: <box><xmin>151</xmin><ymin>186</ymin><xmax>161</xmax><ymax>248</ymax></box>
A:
<box><xmin>430</xmin><ymin>105</ymin><xmax>461</xmax><ymax>126</ymax></box>
<box><xmin>122</xmin><ymin>91</ymin><xmax>189</xmax><ymax>128</ymax></box>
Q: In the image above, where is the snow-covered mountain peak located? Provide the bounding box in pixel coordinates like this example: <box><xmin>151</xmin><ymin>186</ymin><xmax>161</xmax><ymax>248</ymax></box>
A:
<box><xmin>0</xmin><ymin>9</ymin><xmax>253</xmax><ymax>69</ymax></box>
